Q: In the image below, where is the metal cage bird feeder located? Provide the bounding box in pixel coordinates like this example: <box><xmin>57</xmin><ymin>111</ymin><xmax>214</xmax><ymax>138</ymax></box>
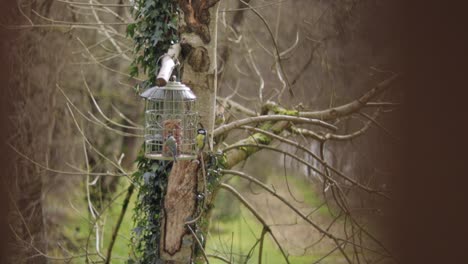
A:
<box><xmin>140</xmin><ymin>78</ymin><xmax>198</xmax><ymax>160</ymax></box>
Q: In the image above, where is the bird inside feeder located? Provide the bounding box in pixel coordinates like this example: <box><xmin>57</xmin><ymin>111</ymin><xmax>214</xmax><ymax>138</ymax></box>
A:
<box><xmin>140</xmin><ymin>76</ymin><xmax>198</xmax><ymax>161</ymax></box>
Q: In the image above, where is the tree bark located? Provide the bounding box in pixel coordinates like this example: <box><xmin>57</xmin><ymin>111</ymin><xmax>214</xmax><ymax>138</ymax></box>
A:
<box><xmin>160</xmin><ymin>160</ymin><xmax>199</xmax><ymax>262</ymax></box>
<box><xmin>179</xmin><ymin>0</ymin><xmax>220</xmax><ymax>147</ymax></box>
<box><xmin>159</xmin><ymin>1</ymin><xmax>220</xmax><ymax>262</ymax></box>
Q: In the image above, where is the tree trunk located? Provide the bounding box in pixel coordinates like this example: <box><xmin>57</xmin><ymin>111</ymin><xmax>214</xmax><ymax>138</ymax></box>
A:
<box><xmin>159</xmin><ymin>1</ymin><xmax>220</xmax><ymax>262</ymax></box>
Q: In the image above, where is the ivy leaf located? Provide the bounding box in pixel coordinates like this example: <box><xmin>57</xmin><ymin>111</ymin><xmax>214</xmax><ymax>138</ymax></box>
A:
<box><xmin>129</xmin><ymin>1</ymin><xmax>181</xmax><ymax>259</ymax></box>
<box><xmin>150</xmin><ymin>8</ymin><xmax>160</xmax><ymax>18</ymax></box>
<box><xmin>132</xmin><ymin>170</ymin><xmax>142</xmax><ymax>180</ymax></box>
<box><xmin>143</xmin><ymin>172</ymin><xmax>155</xmax><ymax>185</ymax></box>
<box><xmin>127</xmin><ymin>23</ymin><xmax>136</xmax><ymax>37</ymax></box>
<box><xmin>125</xmin><ymin>258</ymin><xmax>136</xmax><ymax>264</ymax></box>
<box><xmin>141</xmin><ymin>21</ymin><xmax>149</xmax><ymax>31</ymax></box>
<box><xmin>132</xmin><ymin>226</ymin><xmax>143</xmax><ymax>237</ymax></box>
<box><xmin>150</xmin><ymin>163</ymin><xmax>159</xmax><ymax>172</ymax></box>
<box><xmin>144</xmin><ymin>0</ymin><xmax>155</xmax><ymax>10</ymax></box>
<box><xmin>129</xmin><ymin>64</ymin><xmax>139</xmax><ymax>77</ymax></box>
<box><xmin>151</xmin><ymin>33</ymin><xmax>160</xmax><ymax>46</ymax></box>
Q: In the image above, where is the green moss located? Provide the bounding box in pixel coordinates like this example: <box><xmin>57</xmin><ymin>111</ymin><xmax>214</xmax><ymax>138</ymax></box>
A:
<box><xmin>250</xmin><ymin>132</ymin><xmax>271</xmax><ymax>145</ymax></box>
<box><xmin>238</xmin><ymin>146</ymin><xmax>250</xmax><ymax>155</ymax></box>
<box><xmin>234</xmin><ymin>132</ymin><xmax>274</xmax><ymax>157</ymax></box>
<box><xmin>270</xmin><ymin>105</ymin><xmax>299</xmax><ymax>116</ymax></box>
<box><xmin>283</xmin><ymin>109</ymin><xmax>300</xmax><ymax>116</ymax></box>
<box><xmin>217</xmin><ymin>153</ymin><xmax>228</xmax><ymax>169</ymax></box>
<box><xmin>259</xmin><ymin>121</ymin><xmax>274</xmax><ymax>131</ymax></box>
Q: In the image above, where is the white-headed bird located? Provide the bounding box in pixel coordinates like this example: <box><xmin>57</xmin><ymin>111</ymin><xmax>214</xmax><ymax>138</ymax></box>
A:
<box><xmin>196</xmin><ymin>128</ymin><xmax>207</xmax><ymax>152</ymax></box>
<box><xmin>165</xmin><ymin>134</ymin><xmax>178</xmax><ymax>163</ymax></box>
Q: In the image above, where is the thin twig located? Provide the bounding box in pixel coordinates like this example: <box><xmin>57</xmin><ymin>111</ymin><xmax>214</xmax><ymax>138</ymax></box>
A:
<box><xmin>9</xmin><ymin>143</ymin><xmax>127</xmax><ymax>177</ymax></box>
<box><xmin>58</xmin><ymin>0</ymin><xmax>133</xmax><ymax>7</ymax></box>
<box><xmin>239</xmin><ymin>0</ymin><xmax>294</xmax><ymax>97</ymax></box>
<box><xmin>187</xmin><ymin>224</ymin><xmax>210</xmax><ymax>264</ymax></box>
<box><xmin>104</xmin><ymin>184</ymin><xmax>134</xmax><ymax>264</ymax></box>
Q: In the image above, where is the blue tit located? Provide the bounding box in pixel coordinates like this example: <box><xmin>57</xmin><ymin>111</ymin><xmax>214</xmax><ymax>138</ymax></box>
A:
<box><xmin>196</xmin><ymin>129</ymin><xmax>207</xmax><ymax>151</ymax></box>
<box><xmin>164</xmin><ymin>134</ymin><xmax>178</xmax><ymax>163</ymax></box>
<box><xmin>215</xmin><ymin>104</ymin><xmax>226</xmax><ymax>126</ymax></box>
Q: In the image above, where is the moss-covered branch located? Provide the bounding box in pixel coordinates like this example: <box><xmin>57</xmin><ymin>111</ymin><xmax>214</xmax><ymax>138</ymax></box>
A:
<box><xmin>223</xmin><ymin>74</ymin><xmax>400</xmax><ymax>169</ymax></box>
<box><xmin>224</xmin><ymin>121</ymin><xmax>288</xmax><ymax>169</ymax></box>
<box><xmin>213</xmin><ymin>115</ymin><xmax>337</xmax><ymax>137</ymax></box>
<box><xmin>264</xmin><ymin>73</ymin><xmax>400</xmax><ymax>121</ymax></box>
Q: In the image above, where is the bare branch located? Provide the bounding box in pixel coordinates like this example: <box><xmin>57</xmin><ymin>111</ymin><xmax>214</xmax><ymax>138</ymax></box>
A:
<box><xmin>88</xmin><ymin>0</ymin><xmax>131</xmax><ymax>61</ymax></box>
<box><xmin>111</xmin><ymin>104</ymin><xmax>141</xmax><ymax>127</ymax></box>
<box><xmin>323</xmin><ymin>112</ymin><xmax>379</xmax><ymax>141</ymax></box>
<box><xmin>219</xmin><ymin>183</ymin><xmax>291</xmax><ymax>264</ymax></box>
<box><xmin>219</xmin><ymin>0</ymin><xmax>287</xmax><ymax>12</ymax></box>
<box><xmin>82</xmin><ymin>72</ymin><xmax>142</xmax><ymax>130</ymax></box>
<box><xmin>206</xmin><ymin>254</ymin><xmax>232</xmax><ymax>263</ymax></box>
<box><xmin>258</xmin><ymin>227</ymin><xmax>267</xmax><ymax>264</ymax></box>
<box><xmin>216</xmin><ymin>97</ymin><xmax>257</xmax><ymax>117</ymax></box>
<box><xmin>104</xmin><ymin>184</ymin><xmax>135</xmax><ymax>264</ymax></box>
<box><xmin>239</xmin><ymin>0</ymin><xmax>294</xmax><ymax>97</ymax></box>
<box><xmin>297</xmin><ymin>74</ymin><xmax>400</xmax><ymax>120</ymax></box>
<box><xmin>66</xmin><ymin>103</ymin><xmax>129</xmax><ymax>175</ymax></box>
<box><xmin>246</xmin><ymin>48</ymin><xmax>265</xmax><ymax>103</ymax></box>
<box><xmin>279</xmin><ymin>31</ymin><xmax>300</xmax><ymax>58</ymax></box>
<box><xmin>223</xmin><ymin>143</ymin><xmax>389</xmax><ymax>199</ymax></box>
<box><xmin>57</xmin><ymin>84</ymin><xmax>142</xmax><ymax>137</ymax></box>
<box><xmin>9</xmin><ymin>143</ymin><xmax>127</xmax><ymax>177</ymax></box>
<box><xmin>75</xmin><ymin>37</ymin><xmax>139</xmax><ymax>79</ymax></box>
<box><xmin>290</xmin><ymin>126</ymin><xmax>324</xmax><ymax>141</ymax></box>
<box><xmin>214</xmin><ymin>115</ymin><xmax>337</xmax><ymax>137</ymax></box>
<box><xmin>31</xmin><ymin>9</ymin><xmax>132</xmax><ymax>25</ymax></box>
<box><xmin>365</xmin><ymin>102</ymin><xmax>400</xmax><ymax>107</ymax></box>
<box><xmin>186</xmin><ymin>224</ymin><xmax>210</xmax><ymax>264</ymax></box>
<box><xmin>359</xmin><ymin>111</ymin><xmax>400</xmax><ymax>142</ymax></box>
<box><xmin>57</xmin><ymin>0</ymin><xmax>133</xmax><ymax>7</ymax></box>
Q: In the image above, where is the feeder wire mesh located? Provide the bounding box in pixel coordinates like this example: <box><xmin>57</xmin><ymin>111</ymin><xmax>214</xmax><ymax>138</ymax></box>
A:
<box><xmin>141</xmin><ymin>80</ymin><xmax>198</xmax><ymax>160</ymax></box>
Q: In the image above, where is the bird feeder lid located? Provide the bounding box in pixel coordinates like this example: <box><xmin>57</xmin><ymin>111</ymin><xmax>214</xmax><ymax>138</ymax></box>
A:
<box><xmin>140</xmin><ymin>80</ymin><xmax>196</xmax><ymax>101</ymax></box>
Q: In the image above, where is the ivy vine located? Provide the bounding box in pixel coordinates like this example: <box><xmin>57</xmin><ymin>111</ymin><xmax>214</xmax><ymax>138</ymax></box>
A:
<box><xmin>128</xmin><ymin>149</ymin><xmax>172</xmax><ymax>264</ymax></box>
<box><xmin>126</xmin><ymin>1</ymin><xmax>226</xmax><ymax>261</ymax></box>
<box><xmin>127</xmin><ymin>0</ymin><xmax>179</xmax><ymax>91</ymax></box>
<box><xmin>126</xmin><ymin>0</ymin><xmax>179</xmax><ymax>261</ymax></box>
<box><xmin>128</xmin><ymin>149</ymin><xmax>225</xmax><ymax>263</ymax></box>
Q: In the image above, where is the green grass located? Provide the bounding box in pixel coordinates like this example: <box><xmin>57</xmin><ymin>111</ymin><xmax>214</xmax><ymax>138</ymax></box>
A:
<box><xmin>205</xmin><ymin>173</ymin><xmax>344</xmax><ymax>263</ymax></box>
<box><xmin>58</xmin><ymin>179</ymin><xmax>137</xmax><ymax>263</ymax></box>
<box><xmin>206</xmin><ymin>206</ymin><xmax>325</xmax><ymax>264</ymax></box>
<box><xmin>286</xmin><ymin>175</ymin><xmax>335</xmax><ymax>216</ymax></box>
<box><xmin>56</xmin><ymin>172</ymin><xmax>344</xmax><ymax>263</ymax></box>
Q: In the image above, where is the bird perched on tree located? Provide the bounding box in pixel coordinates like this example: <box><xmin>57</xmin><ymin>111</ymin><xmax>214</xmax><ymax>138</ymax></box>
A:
<box><xmin>164</xmin><ymin>133</ymin><xmax>178</xmax><ymax>163</ymax></box>
<box><xmin>196</xmin><ymin>128</ymin><xmax>207</xmax><ymax>152</ymax></box>
<box><xmin>215</xmin><ymin>104</ymin><xmax>226</xmax><ymax>126</ymax></box>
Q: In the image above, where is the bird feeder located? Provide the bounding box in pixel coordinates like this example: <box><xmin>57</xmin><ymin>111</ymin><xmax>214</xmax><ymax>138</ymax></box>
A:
<box><xmin>140</xmin><ymin>77</ymin><xmax>198</xmax><ymax>160</ymax></box>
